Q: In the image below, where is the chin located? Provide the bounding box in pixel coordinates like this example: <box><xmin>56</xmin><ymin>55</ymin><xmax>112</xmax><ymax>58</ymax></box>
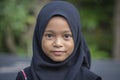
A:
<box><xmin>52</xmin><ymin>58</ymin><xmax>66</xmax><ymax>62</ymax></box>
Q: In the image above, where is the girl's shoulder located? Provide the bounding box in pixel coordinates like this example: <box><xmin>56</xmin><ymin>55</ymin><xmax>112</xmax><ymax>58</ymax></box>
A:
<box><xmin>16</xmin><ymin>66</ymin><xmax>32</xmax><ymax>80</ymax></box>
<box><xmin>81</xmin><ymin>67</ymin><xmax>102</xmax><ymax>80</ymax></box>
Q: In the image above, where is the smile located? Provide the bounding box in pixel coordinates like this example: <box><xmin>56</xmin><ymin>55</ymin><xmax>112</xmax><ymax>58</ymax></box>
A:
<box><xmin>51</xmin><ymin>51</ymin><xmax>66</xmax><ymax>56</ymax></box>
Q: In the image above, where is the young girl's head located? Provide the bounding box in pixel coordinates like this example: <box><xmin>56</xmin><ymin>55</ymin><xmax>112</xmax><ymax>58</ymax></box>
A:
<box><xmin>41</xmin><ymin>16</ymin><xmax>74</xmax><ymax>62</ymax></box>
<box><xmin>32</xmin><ymin>1</ymin><xmax>90</xmax><ymax>68</ymax></box>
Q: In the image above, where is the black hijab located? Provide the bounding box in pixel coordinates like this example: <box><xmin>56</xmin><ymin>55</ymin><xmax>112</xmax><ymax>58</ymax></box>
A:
<box><xmin>30</xmin><ymin>1</ymin><xmax>100</xmax><ymax>80</ymax></box>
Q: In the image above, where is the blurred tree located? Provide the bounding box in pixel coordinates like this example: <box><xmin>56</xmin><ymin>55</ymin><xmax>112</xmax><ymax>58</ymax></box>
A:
<box><xmin>0</xmin><ymin>0</ymin><xmax>50</xmax><ymax>55</ymax></box>
<box><xmin>0</xmin><ymin>0</ymin><xmax>34</xmax><ymax>54</ymax></box>
<box><xmin>113</xmin><ymin>0</ymin><xmax>120</xmax><ymax>60</ymax></box>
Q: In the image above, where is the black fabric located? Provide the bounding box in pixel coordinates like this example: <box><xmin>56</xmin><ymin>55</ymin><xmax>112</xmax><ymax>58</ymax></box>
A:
<box><xmin>16</xmin><ymin>1</ymin><xmax>101</xmax><ymax>80</ymax></box>
<box><xmin>16</xmin><ymin>67</ymin><xmax>33</xmax><ymax>80</ymax></box>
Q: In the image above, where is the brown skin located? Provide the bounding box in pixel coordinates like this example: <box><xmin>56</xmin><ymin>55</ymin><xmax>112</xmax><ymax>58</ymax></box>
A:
<box><xmin>41</xmin><ymin>16</ymin><xmax>74</xmax><ymax>62</ymax></box>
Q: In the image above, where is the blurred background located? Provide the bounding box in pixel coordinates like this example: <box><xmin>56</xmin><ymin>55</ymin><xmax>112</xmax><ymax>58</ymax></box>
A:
<box><xmin>0</xmin><ymin>0</ymin><xmax>120</xmax><ymax>80</ymax></box>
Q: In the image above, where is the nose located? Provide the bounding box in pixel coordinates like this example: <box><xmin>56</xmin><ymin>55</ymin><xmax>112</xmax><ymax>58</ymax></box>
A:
<box><xmin>53</xmin><ymin>37</ymin><xmax>63</xmax><ymax>48</ymax></box>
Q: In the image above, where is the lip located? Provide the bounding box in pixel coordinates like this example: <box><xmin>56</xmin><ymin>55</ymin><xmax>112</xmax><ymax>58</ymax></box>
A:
<box><xmin>51</xmin><ymin>51</ymin><xmax>65</xmax><ymax>56</ymax></box>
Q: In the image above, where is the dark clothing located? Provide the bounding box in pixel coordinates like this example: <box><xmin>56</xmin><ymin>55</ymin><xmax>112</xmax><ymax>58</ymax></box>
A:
<box><xmin>16</xmin><ymin>1</ymin><xmax>101</xmax><ymax>80</ymax></box>
<box><xmin>16</xmin><ymin>67</ymin><xmax>33</xmax><ymax>80</ymax></box>
<box><xmin>16</xmin><ymin>66</ymin><xmax>101</xmax><ymax>80</ymax></box>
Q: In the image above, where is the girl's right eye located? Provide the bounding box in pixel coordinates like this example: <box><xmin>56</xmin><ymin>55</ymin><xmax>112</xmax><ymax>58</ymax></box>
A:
<box><xmin>45</xmin><ymin>34</ymin><xmax>54</xmax><ymax>39</ymax></box>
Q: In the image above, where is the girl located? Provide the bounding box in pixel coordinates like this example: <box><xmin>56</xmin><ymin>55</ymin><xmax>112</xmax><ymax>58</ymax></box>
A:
<box><xmin>16</xmin><ymin>1</ymin><xmax>101</xmax><ymax>80</ymax></box>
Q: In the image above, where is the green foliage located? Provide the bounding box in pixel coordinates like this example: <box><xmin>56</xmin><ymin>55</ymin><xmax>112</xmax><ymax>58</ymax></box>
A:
<box><xmin>0</xmin><ymin>0</ymin><xmax>37</xmax><ymax>53</ymax></box>
<box><xmin>80</xmin><ymin>8</ymin><xmax>99</xmax><ymax>29</ymax></box>
<box><xmin>1</xmin><ymin>0</ymin><xmax>28</xmax><ymax>34</ymax></box>
<box><xmin>89</xmin><ymin>44</ymin><xmax>110</xmax><ymax>59</ymax></box>
<box><xmin>66</xmin><ymin>0</ymin><xmax>114</xmax><ymax>59</ymax></box>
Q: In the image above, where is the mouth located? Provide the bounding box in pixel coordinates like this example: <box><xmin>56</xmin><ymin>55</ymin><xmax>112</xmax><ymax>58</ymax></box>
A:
<box><xmin>51</xmin><ymin>51</ymin><xmax>66</xmax><ymax>56</ymax></box>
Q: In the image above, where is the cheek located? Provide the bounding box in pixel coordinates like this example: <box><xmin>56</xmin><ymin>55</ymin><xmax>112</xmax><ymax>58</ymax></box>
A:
<box><xmin>41</xmin><ymin>38</ymin><xmax>53</xmax><ymax>53</ymax></box>
<box><xmin>42</xmin><ymin>39</ymin><xmax>49</xmax><ymax>52</ymax></box>
<box><xmin>66</xmin><ymin>40</ymin><xmax>74</xmax><ymax>53</ymax></box>
<box><xmin>70</xmin><ymin>43</ymin><xmax>74</xmax><ymax>53</ymax></box>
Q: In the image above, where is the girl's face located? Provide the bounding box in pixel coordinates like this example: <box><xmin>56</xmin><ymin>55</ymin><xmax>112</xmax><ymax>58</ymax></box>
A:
<box><xmin>42</xmin><ymin>16</ymin><xmax>74</xmax><ymax>62</ymax></box>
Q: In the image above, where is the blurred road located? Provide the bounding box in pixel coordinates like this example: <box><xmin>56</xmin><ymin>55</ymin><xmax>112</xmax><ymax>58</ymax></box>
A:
<box><xmin>0</xmin><ymin>54</ymin><xmax>120</xmax><ymax>80</ymax></box>
<box><xmin>0</xmin><ymin>54</ymin><xmax>31</xmax><ymax>80</ymax></box>
<box><xmin>91</xmin><ymin>60</ymin><xmax>120</xmax><ymax>80</ymax></box>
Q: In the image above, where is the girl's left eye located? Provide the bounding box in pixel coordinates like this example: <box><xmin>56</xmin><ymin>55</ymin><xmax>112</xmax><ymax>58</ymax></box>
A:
<box><xmin>64</xmin><ymin>34</ymin><xmax>72</xmax><ymax>39</ymax></box>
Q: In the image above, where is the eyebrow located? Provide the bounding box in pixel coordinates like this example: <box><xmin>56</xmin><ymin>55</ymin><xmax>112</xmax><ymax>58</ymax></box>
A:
<box><xmin>45</xmin><ymin>30</ymin><xmax>72</xmax><ymax>33</ymax></box>
<box><xmin>45</xmin><ymin>30</ymin><xmax>54</xmax><ymax>32</ymax></box>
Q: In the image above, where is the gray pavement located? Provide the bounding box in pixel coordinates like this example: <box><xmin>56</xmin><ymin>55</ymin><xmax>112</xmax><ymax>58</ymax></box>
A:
<box><xmin>91</xmin><ymin>60</ymin><xmax>120</xmax><ymax>80</ymax></box>
<box><xmin>0</xmin><ymin>55</ymin><xmax>31</xmax><ymax>80</ymax></box>
<box><xmin>0</xmin><ymin>55</ymin><xmax>120</xmax><ymax>80</ymax></box>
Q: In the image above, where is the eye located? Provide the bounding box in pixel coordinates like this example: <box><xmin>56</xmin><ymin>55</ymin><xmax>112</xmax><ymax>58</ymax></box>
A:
<box><xmin>45</xmin><ymin>34</ymin><xmax>54</xmax><ymax>39</ymax></box>
<box><xmin>64</xmin><ymin>34</ymin><xmax>72</xmax><ymax>40</ymax></box>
